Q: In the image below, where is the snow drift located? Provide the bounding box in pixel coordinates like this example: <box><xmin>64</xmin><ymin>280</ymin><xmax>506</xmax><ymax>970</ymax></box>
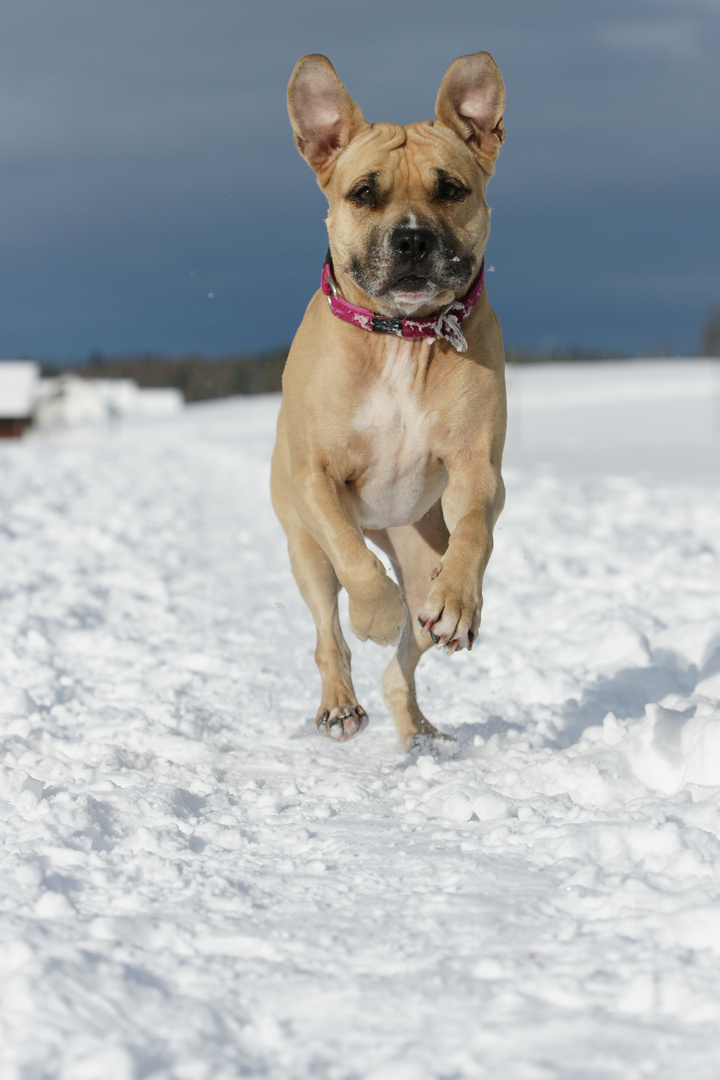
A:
<box><xmin>1</xmin><ymin>360</ymin><xmax>719</xmax><ymax>1079</ymax></box>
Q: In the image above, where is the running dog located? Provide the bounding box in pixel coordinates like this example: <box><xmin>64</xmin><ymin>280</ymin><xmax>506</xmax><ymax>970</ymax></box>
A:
<box><xmin>271</xmin><ymin>52</ymin><xmax>507</xmax><ymax>747</ymax></box>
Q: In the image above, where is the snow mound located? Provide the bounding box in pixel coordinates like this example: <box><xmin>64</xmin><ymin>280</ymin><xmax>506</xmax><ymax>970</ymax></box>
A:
<box><xmin>33</xmin><ymin>374</ymin><xmax>183</xmax><ymax>429</ymax></box>
<box><xmin>622</xmin><ymin>700</ymin><xmax>720</xmax><ymax>793</ymax></box>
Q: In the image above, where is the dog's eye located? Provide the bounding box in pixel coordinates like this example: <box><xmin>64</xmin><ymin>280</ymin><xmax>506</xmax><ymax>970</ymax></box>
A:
<box><xmin>438</xmin><ymin>180</ymin><xmax>467</xmax><ymax>202</ymax></box>
<box><xmin>348</xmin><ymin>184</ymin><xmax>376</xmax><ymax>206</ymax></box>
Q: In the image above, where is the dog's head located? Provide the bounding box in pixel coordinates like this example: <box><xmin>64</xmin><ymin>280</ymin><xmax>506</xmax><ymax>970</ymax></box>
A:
<box><xmin>288</xmin><ymin>52</ymin><xmax>505</xmax><ymax>317</ymax></box>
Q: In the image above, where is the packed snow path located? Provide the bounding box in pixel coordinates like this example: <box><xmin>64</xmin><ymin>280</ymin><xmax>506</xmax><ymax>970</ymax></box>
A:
<box><xmin>1</xmin><ymin>361</ymin><xmax>720</xmax><ymax>1080</ymax></box>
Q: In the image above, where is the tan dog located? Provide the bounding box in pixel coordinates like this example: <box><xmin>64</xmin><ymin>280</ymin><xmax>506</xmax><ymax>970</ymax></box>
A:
<box><xmin>271</xmin><ymin>52</ymin><xmax>507</xmax><ymax>748</ymax></box>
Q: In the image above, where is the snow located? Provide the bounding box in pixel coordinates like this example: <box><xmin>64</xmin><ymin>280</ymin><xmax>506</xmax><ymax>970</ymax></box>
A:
<box><xmin>1</xmin><ymin>359</ymin><xmax>719</xmax><ymax>1079</ymax></box>
<box><xmin>0</xmin><ymin>361</ymin><xmax>40</xmax><ymax>418</ymax></box>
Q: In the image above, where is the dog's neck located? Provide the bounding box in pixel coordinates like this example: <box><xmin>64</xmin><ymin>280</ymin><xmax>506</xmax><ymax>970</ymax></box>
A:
<box><xmin>321</xmin><ymin>254</ymin><xmax>485</xmax><ymax>354</ymax></box>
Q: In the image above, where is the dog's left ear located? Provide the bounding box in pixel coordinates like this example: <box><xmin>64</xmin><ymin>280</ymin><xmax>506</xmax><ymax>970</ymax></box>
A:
<box><xmin>435</xmin><ymin>52</ymin><xmax>505</xmax><ymax>174</ymax></box>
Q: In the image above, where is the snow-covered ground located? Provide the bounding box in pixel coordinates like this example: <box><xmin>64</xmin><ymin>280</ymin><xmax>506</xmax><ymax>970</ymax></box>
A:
<box><xmin>1</xmin><ymin>359</ymin><xmax>719</xmax><ymax>1080</ymax></box>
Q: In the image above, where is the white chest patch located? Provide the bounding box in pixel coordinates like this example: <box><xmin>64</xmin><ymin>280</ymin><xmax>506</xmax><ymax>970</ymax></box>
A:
<box><xmin>352</xmin><ymin>342</ymin><xmax>436</xmax><ymax>529</ymax></box>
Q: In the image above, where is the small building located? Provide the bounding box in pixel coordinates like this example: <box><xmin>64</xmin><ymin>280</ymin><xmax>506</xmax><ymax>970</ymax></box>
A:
<box><xmin>33</xmin><ymin>375</ymin><xmax>184</xmax><ymax>429</ymax></box>
<box><xmin>0</xmin><ymin>361</ymin><xmax>40</xmax><ymax>438</ymax></box>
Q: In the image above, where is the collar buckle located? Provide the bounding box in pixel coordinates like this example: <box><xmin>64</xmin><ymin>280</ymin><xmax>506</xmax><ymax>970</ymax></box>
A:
<box><xmin>371</xmin><ymin>313</ymin><xmax>404</xmax><ymax>336</ymax></box>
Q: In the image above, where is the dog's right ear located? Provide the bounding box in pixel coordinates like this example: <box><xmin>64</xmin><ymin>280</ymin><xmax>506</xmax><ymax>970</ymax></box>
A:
<box><xmin>287</xmin><ymin>55</ymin><xmax>365</xmax><ymax>174</ymax></box>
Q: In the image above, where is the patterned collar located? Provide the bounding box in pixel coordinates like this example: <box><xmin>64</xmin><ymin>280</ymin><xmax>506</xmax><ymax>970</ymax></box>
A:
<box><xmin>320</xmin><ymin>255</ymin><xmax>485</xmax><ymax>353</ymax></box>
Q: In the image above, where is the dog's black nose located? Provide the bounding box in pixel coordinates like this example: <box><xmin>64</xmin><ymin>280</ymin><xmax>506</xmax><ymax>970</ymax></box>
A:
<box><xmin>391</xmin><ymin>227</ymin><xmax>435</xmax><ymax>264</ymax></box>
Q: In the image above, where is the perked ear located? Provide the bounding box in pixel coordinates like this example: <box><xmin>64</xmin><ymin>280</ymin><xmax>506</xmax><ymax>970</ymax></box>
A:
<box><xmin>287</xmin><ymin>55</ymin><xmax>365</xmax><ymax>174</ymax></box>
<box><xmin>435</xmin><ymin>52</ymin><xmax>506</xmax><ymax>174</ymax></box>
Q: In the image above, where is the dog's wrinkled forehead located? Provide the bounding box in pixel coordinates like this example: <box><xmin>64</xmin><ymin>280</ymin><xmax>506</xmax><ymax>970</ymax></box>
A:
<box><xmin>328</xmin><ymin>122</ymin><xmax>484</xmax><ymax>207</ymax></box>
<box><xmin>331</xmin><ymin>126</ymin><xmax>405</xmax><ymax>184</ymax></box>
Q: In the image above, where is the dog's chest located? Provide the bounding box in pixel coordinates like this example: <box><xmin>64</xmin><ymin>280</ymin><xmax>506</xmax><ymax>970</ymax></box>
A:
<box><xmin>351</xmin><ymin>342</ymin><xmax>438</xmax><ymax>528</ymax></box>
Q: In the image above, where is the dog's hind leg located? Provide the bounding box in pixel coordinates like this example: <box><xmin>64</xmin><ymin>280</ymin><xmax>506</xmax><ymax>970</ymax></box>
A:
<box><xmin>271</xmin><ymin>429</ymin><xmax>366</xmax><ymax>742</ymax></box>
<box><xmin>365</xmin><ymin>503</ymin><xmax>452</xmax><ymax>749</ymax></box>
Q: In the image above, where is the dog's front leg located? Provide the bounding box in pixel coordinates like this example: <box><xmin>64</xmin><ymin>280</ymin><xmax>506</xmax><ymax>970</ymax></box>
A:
<box><xmin>293</xmin><ymin>466</ymin><xmax>407</xmax><ymax>648</ymax></box>
<box><xmin>418</xmin><ymin>460</ymin><xmax>505</xmax><ymax>653</ymax></box>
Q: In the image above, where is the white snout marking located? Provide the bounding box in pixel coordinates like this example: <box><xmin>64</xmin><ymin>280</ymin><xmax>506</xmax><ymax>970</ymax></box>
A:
<box><xmin>352</xmin><ymin>341</ymin><xmax>436</xmax><ymax>529</ymax></box>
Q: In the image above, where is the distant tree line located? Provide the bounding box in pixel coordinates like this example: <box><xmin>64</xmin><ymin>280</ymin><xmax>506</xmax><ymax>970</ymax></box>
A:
<box><xmin>41</xmin><ymin>348</ymin><xmax>288</xmax><ymax>402</ymax></box>
<box><xmin>699</xmin><ymin>304</ymin><xmax>720</xmax><ymax>356</ymax></box>
<box><xmin>43</xmin><ymin>344</ymin><xmax>631</xmax><ymax>403</ymax></box>
<box><xmin>39</xmin><ymin>304</ymin><xmax>719</xmax><ymax>404</ymax></box>
<box><xmin>504</xmin><ymin>346</ymin><xmax>629</xmax><ymax>364</ymax></box>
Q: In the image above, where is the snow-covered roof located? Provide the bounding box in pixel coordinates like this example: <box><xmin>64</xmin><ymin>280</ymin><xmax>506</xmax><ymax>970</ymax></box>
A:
<box><xmin>0</xmin><ymin>360</ymin><xmax>40</xmax><ymax>418</ymax></box>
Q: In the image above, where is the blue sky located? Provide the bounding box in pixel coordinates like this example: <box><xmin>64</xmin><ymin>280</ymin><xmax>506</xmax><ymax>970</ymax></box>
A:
<box><xmin>1</xmin><ymin>0</ymin><xmax>718</xmax><ymax>360</ymax></box>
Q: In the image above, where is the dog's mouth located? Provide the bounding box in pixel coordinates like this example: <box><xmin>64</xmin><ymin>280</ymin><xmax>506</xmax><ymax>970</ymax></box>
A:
<box><xmin>385</xmin><ymin>275</ymin><xmax>442</xmax><ymax>305</ymax></box>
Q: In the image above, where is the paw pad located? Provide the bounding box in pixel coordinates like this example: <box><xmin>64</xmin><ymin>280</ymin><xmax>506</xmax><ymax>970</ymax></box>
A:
<box><xmin>316</xmin><ymin>705</ymin><xmax>368</xmax><ymax>742</ymax></box>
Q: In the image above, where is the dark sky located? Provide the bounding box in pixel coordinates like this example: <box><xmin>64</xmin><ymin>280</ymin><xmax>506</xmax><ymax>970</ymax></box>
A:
<box><xmin>1</xmin><ymin>0</ymin><xmax>718</xmax><ymax>360</ymax></box>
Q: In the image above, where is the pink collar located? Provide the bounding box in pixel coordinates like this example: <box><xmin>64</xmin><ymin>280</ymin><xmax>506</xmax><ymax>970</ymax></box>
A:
<box><xmin>320</xmin><ymin>256</ymin><xmax>485</xmax><ymax>353</ymax></box>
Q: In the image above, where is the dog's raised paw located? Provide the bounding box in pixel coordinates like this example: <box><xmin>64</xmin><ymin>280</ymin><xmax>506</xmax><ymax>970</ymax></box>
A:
<box><xmin>348</xmin><ymin>576</ymin><xmax>406</xmax><ymax>647</ymax></box>
<box><xmin>417</xmin><ymin>579</ymin><xmax>480</xmax><ymax>653</ymax></box>
<box><xmin>316</xmin><ymin>705</ymin><xmax>368</xmax><ymax>741</ymax></box>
